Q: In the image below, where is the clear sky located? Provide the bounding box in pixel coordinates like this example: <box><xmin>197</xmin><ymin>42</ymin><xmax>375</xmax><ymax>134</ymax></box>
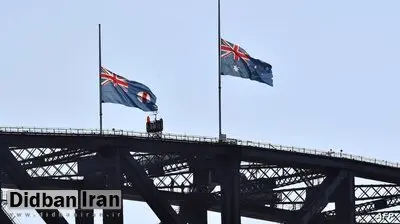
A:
<box><xmin>1</xmin><ymin>0</ymin><xmax>400</xmax><ymax>223</ymax></box>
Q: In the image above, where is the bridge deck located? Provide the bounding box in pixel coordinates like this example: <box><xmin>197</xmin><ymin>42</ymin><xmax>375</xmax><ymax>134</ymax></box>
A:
<box><xmin>0</xmin><ymin>126</ymin><xmax>397</xmax><ymax>169</ymax></box>
<box><xmin>1</xmin><ymin>126</ymin><xmax>400</xmax><ymax>223</ymax></box>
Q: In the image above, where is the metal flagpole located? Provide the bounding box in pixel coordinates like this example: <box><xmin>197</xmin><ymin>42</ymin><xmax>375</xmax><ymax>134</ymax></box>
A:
<box><xmin>98</xmin><ymin>24</ymin><xmax>103</xmax><ymax>134</ymax></box>
<box><xmin>218</xmin><ymin>0</ymin><xmax>222</xmax><ymax>138</ymax></box>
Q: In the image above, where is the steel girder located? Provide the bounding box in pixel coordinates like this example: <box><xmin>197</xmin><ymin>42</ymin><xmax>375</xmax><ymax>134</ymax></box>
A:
<box><xmin>131</xmin><ymin>152</ymin><xmax>188</xmax><ymax>174</ymax></box>
<box><xmin>357</xmin><ymin>211</ymin><xmax>400</xmax><ymax>223</ymax></box>
<box><xmin>8</xmin><ymin>146</ymin><xmax>399</xmax><ymax>198</ymax></box>
<box><xmin>176</xmin><ymin>166</ymin><xmax>209</xmax><ymax>224</ymax></box>
<box><xmin>121</xmin><ymin>188</ymin><xmax>400</xmax><ymax>224</ymax></box>
<box><xmin>324</xmin><ymin>195</ymin><xmax>400</xmax><ymax>217</ymax></box>
<box><xmin>0</xmin><ymin>143</ymin><xmax>69</xmax><ymax>224</ymax></box>
<box><xmin>323</xmin><ymin>184</ymin><xmax>400</xmax><ymax>218</ymax></box>
<box><xmin>0</xmin><ymin>204</ymin><xmax>14</xmax><ymax>224</ymax></box>
<box><xmin>269</xmin><ymin>184</ymin><xmax>400</xmax><ymax>204</ymax></box>
<box><xmin>121</xmin><ymin>187</ymin><xmax>400</xmax><ymax>224</ymax></box>
<box><xmin>11</xmin><ymin>147</ymin><xmax>326</xmax><ymax>194</ymax></box>
<box><xmin>2</xmin><ymin>171</ymin><xmax>400</xmax><ymax>223</ymax></box>
<box><xmin>7</xmin><ymin>148</ymin><xmax>400</xmax><ymax>204</ymax></box>
<box><xmin>3</xmin><ymin>131</ymin><xmax>400</xmax><ymax>184</ymax></box>
<box><xmin>121</xmin><ymin>151</ymin><xmax>182</xmax><ymax>224</ymax></box>
<box><xmin>2</xmin><ymin>145</ymin><xmax>400</xmax><ymax>223</ymax></box>
<box><xmin>290</xmin><ymin>170</ymin><xmax>349</xmax><ymax>224</ymax></box>
<box><xmin>355</xmin><ymin>185</ymin><xmax>400</xmax><ymax>200</ymax></box>
<box><xmin>6</xmin><ymin>152</ymin><xmax>399</xmax><ymax>196</ymax></box>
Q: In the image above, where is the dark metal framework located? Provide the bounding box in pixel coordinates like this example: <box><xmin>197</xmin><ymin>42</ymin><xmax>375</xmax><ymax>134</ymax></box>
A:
<box><xmin>1</xmin><ymin>127</ymin><xmax>400</xmax><ymax>224</ymax></box>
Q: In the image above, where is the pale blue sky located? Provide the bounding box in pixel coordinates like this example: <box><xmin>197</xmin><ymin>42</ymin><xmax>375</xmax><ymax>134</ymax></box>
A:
<box><xmin>1</xmin><ymin>0</ymin><xmax>400</xmax><ymax>223</ymax></box>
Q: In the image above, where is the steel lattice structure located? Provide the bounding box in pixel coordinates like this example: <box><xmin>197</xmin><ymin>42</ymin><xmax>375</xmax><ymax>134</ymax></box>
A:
<box><xmin>1</xmin><ymin>127</ymin><xmax>400</xmax><ymax>224</ymax></box>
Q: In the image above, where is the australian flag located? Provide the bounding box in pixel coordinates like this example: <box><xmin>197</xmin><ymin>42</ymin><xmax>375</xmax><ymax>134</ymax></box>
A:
<box><xmin>100</xmin><ymin>67</ymin><xmax>158</xmax><ymax>112</ymax></box>
<box><xmin>220</xmin><ymin>38</ymin><xmax>273</xmax><ymax>86</ymax></box>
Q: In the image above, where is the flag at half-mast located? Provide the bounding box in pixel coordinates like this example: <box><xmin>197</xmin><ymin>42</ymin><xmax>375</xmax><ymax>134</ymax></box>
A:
<box><xmin>100</xmin><ymin>67</ymin><xmax>158</xmax><ymax>112</ymax></box>
<box><xmin>220</xmin><ymin>38</ymin><xmax>273</xmax><ymax>86</ymax></box>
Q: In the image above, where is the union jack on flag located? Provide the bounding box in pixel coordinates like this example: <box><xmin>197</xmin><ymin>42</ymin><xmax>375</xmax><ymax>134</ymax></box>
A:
<box><xmin>221</xmin><ymin>38</ymin><xmax>250</xmax><ymax>62</ymax></box>
<box><xmin>101</xmin><ymin>67</ymin><xmax>129</xmax><ymax>92</ymax></box>
<box><xmin>100</xmin><ymin>67</ymin><xmax>158</xmax><ymax>112</ymax></box>
<box><xmin>220</xmin><ymin>38</ymin><xmax>274</xmax><ymax>86</ymax></box>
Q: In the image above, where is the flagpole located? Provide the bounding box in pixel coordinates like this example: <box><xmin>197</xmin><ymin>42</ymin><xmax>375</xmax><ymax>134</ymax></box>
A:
<box><xmin>98</xmin><ymin>24</ymin><xmax>103</xmax><ymax>135</ymax></box>
<box><xmin>218</xmin><ymin>0</ymin><xmax>222</xmax><ymax>138</ymax></box>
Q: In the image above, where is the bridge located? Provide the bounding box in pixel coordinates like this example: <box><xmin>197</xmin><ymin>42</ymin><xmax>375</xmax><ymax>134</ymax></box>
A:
<box><xmin>0</xmin><ymin>126</ymin><xmax>400</xmax><ymax>224</ymax></box>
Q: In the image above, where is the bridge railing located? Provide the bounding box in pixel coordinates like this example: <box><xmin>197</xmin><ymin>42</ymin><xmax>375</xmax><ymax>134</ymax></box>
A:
<box><xmin>0</xmin><ymin>126</ymin><xmax>398</xmax><ymax>169</ymax></box>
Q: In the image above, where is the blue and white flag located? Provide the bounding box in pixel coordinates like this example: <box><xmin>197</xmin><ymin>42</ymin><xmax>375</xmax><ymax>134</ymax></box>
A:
<box><xmin>220</xmin><ymin>38</ymin><xmax>273</xmax><ymax>86</ymax></box>
<box><xmin>100</xmin><ymin>67</ymin><xmax>158</xmax><ymax>112</ymax></box>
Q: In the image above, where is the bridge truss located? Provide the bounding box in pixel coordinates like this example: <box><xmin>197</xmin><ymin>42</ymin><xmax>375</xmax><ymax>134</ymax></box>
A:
<box><xmin>1</xmin><ymin>127</ymin><xmax>400</xmax><ymax>224</ymax></box>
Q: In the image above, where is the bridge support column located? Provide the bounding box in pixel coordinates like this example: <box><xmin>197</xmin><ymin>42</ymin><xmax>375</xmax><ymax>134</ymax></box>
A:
<box><xmin>335</xmin><ymin>172</ymin><xmax>355</xmax><ymax>224</ymax></box>
<box><xmin>78</xmin><ymin>148</ymin><xmax>124</xmax><ymax>224</ymax></box>
<box><xmin>192</xmin><ymin>169</ymin><xmax>209</xmax><ymax>224</ymax></box>
<box><xmin>75</xmin><ymin>158</ymin><xmax>103</xmax><ymax>224</ymax></box>
<box><xmin>219</xmin><ymin>156</ymin><xmax>241</xmax><ymax>224</ymax></box>
<box><xmin>179</xmin><ymin>199</ymin><xmax>208</xmax><ymax>224</ymax></box>
<box><xmin>179</xmin><ymin>168</ymin><xmax>209</xmax><ymax>224</ymax></box>
<box><xmin>75</xmin><ymin>209</ymin><xmax>94</xmax><ymax>224</ymax></box>
<box><xmin>100</xmin><ymin>149</ymin><xmax>124</xmax><ymax>224</ymax></box>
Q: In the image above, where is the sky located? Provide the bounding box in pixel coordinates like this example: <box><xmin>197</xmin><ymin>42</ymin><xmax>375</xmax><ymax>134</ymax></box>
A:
<box><xmin>1</xmin><ymin>0</ymin><xmax>400</xmax><ymax>223</ymax></box>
